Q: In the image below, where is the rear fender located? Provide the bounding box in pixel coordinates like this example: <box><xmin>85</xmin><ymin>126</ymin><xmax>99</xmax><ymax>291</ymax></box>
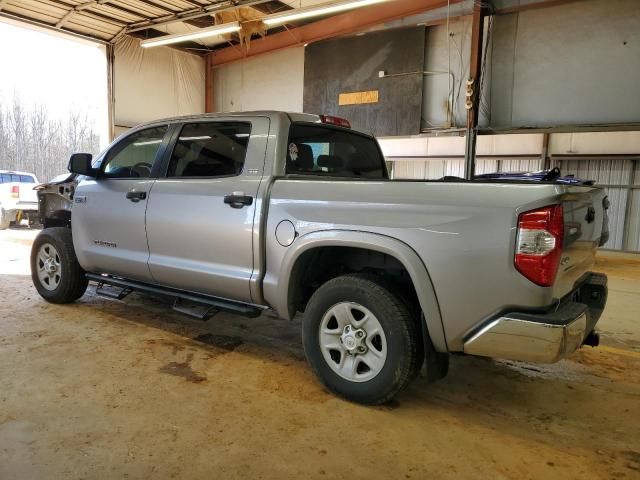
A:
<box><xmin>266</xmin><ymin>230</ymin><xmax>448</xmax><ymax>352</ymax></box>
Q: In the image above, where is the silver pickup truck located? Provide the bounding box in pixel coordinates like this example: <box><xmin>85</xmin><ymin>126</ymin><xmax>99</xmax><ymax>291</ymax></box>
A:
<box><xmin>31</xmin><ymin>111</ymin><xmax>609</xmax><ymax>404</ymax></box>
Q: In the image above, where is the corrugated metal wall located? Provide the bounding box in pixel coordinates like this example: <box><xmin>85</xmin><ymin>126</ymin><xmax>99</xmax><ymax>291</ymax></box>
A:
<box><xmin>553</xmin><ymin>157</ymin><xmax>640</xmax><ymax>251</ymax></box>
<box><xmin>391</xmin><ymin>157</ymin><xmax>541</xmax><ymax>179</ymax></box>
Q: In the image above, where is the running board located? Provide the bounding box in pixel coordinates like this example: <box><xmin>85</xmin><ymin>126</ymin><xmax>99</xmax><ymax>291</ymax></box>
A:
<box><xmin>95</xmin><ymin>283</ymin><xmax>133</xmax><ymax>300</ymax></box>
<box><xmin>85</xmin><ymin>273</ymin><xmax>263</xmax><ymax>318</ymax></box>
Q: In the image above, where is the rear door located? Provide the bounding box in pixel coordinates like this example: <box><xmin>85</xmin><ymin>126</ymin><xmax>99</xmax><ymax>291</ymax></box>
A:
<box><xmin>145</xmin><ymin>117</ymin><xmax>269</xmax><ymax>303</ymax></box>
<box><xmin>72</xmin><ymin>125</ymin><xmax>170</xmax><ymax>282</ymax></box>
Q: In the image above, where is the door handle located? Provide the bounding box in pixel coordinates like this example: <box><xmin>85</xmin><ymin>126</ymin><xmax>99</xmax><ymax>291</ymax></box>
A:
<box><xmin>224</xmin><ymin>192</ymin><xmax>253</xmax><ymax>209</ymax></box>
<box><xmin>126</xmin><ymin>190</ymin><xmax>147</xmax><ymax>202</ymax></box>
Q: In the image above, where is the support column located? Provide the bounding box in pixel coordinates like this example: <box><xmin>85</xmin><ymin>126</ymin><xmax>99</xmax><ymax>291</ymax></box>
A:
<box><xmin>463</xmin><ymin>1</ymin><xmax>486</xmax><ymax>180</ymax></box>
<box><xmin>106</xmin><ymin>43</ymin><xmax>116</xmax><ymax>141</ymax></box>
<box><xmin>541</xmin><ymin>132</ymin><xmax>551</xmax><ymax>169</ymax></box>
<box><xmin>205</xmin><ymin>54</ymin><xmax>214</xmax><ymax>113</ymax></box>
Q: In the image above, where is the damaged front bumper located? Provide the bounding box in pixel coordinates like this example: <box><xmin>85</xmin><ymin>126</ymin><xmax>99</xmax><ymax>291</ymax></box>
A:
<box><xmin>463</xmin><ymin>272</ymin><xmax>607</xmax><ymax>363</ymax></box>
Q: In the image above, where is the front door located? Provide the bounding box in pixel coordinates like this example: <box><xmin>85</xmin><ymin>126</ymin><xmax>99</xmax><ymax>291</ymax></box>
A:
<box><xmin>145</xmin><ymin>118</ymin><xmax>269</xmax><ymax>303</ymax></box>
<box><xmin>72</xmin><ymin>125</ymin><xmax>170</xmax><ymax>282</ymax></box>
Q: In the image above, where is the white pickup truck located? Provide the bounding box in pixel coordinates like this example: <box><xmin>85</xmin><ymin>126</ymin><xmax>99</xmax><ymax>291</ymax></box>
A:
<box><xmin>0</xmin><ymin>170</ymin><xmax>39</xmax><ymax>229</ymax></box>
<box><xmin>31</xmin><ymin>112</ymin><xmax>609</xmax><ymax>404</ymax></box>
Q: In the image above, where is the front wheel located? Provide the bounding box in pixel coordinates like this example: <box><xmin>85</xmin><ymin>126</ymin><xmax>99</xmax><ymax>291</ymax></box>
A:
<box><xmin>31</xmin><ymin>227</ymin><xmax>88</xmax><ymax>303</ymax></box>
<box><xmin>302</xmin><ymin>274</ymin><xmax>422</xmax><ymax>405</ymax></box>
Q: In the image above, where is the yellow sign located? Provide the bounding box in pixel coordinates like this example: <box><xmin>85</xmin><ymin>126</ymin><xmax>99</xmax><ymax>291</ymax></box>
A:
<box><xmin>338</xmin><ymin>90</ymin><xmax>379</xmax><ymax>106</ymax></box>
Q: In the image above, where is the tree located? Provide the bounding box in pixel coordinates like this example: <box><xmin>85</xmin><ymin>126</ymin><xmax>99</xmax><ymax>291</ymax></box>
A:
<box><xmin>0</xmin><ymin>95</ymin><xmax>100</xmax><ymax>182</ymax></box>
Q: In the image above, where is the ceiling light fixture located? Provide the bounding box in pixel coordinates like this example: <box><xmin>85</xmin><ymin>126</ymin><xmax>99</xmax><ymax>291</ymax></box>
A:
<box><xmin>140</xmin><ymin>22</ymin><xmax>241</xmax><ymax>48</ymax></box>
<box><xmin>261</xmin><ymin>0</ymin><xmax>390</xmax><ymax>26</ymax></box>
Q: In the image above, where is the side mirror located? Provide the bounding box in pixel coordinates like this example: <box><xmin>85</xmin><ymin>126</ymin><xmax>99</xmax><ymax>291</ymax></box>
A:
<box><xmin>68</xmin><ymin>153</ymin><xmax>97</xmax><ymax>177</ymax></box>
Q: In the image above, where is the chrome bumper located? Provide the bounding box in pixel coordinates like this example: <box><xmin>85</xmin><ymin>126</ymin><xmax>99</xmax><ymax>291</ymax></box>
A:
<box><xmin>463</xmin><ymin>272</ymin><xmax>607</xmax><ymax>363</ymax></box>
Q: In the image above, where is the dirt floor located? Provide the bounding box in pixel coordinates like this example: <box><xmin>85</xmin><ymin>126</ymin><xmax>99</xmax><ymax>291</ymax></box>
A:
<box><xmin>0</xmin><ymin>228</ymin><xmax>639</xmax><ymax>479</ymax></box>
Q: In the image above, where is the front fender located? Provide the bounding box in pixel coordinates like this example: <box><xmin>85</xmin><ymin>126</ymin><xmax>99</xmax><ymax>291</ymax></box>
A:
<box><xmin>262</xmin><ymin>229</ymin><xmax>448</xmax><ymax>352</ymax></box>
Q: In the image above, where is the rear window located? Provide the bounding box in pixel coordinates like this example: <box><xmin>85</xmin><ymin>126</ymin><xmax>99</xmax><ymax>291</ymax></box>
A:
<box><xmin>0</xmin><ymin>173</ymin><xmax>32</xmax><ymax>183</ymax></box>
<box><xmin>286</xmin><ymin>123</ymin><xmax>386</xmax><ymax>179</ymax></box>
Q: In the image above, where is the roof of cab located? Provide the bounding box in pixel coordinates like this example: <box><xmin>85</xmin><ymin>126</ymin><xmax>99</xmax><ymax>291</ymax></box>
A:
<box><xmin>0</xmin><ymin>170</ymin><xmax>36</xmax><ymax>176</ymax></box>
<box><xmin>144</xmin><ymin>111</ymin><xmax>320</xmax><ymax>126</ymax></box>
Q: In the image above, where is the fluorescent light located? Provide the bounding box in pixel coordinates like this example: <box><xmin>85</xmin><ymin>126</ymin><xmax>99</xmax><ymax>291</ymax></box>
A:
<box><xmin>140</xmin><ymin>22</ymin><xmax>241</xmax><ymax>48</ymax></box>
<box><xmin>262</xmin><ymin>0</ymin><xmax>389</xmax><ymax>26</ymax></box>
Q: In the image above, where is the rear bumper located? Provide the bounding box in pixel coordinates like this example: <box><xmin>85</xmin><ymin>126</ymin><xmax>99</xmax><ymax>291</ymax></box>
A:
<box><xmin>463</xmin><ymin>272</ymin><xmax>607</xmax><ymax>363</ymax></box>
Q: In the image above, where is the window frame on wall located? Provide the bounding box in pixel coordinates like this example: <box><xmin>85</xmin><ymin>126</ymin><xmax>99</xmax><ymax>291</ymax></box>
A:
<box><xmin>161</xmin><ymin>121</ymin><xmax>252</xmax><ymax>180</ymax></box>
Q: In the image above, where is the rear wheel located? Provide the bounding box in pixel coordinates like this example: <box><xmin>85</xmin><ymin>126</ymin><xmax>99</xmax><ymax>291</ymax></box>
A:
<box><xmin>302</xmin><ymin>274</ymin><xmax>421</xmax><ymax>405</ymax></box>
<box><xmin>31</xmin><ymin>227</ymin><xmax>88</xmax><ymax>303</ymax></box>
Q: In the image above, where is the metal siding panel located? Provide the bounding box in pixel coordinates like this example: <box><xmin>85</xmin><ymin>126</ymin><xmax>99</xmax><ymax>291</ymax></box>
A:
<box><xmin>557</xmin><ymin>158</ymin><xmax>633</xmax><ymax>250</ymax></box>
<box><xmin>562</xmin><ymin>158</ymin><xmax>631</xmax><ymax>186</ymax></box>
<box><xmin>392</xmin><ymin>160</ymin><xmax>426</xmax><ymax>180</ymax></box>
<box><xmin>627</xmin><ymin>189</ymin><xmax>640</xmax><ymax>252</ymax></box>
<box><xmin>500</xmin><ymin>158</ymin><xmax>543</xmax><ymax>172</ymax></box>
<box><xmin>475</xmin><ymin>159</ymin><xmax>499</xmax><ymax>174</ymax></box>
<box><xmin>443</xmin><ymin>159</ymin><xmax>464</xmax><ymax>178</ymax></box>
<box><xmin>601</xmin><ymin>187</ymin><xmax>627</xmax><ymax>250</ymax></box>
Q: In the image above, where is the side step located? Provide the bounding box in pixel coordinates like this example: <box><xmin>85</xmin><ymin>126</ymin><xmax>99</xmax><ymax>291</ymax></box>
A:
<box><xmin>172</xmin><ymin>298</ymin><xmax>219</xmax><ymax>321</ymax></box>
<box><xmin>96</xmin><ymin>283</ymin><xmax>133</xmax><ymax>300</ymax></box>
<box><xmin>86</xmin><ymin>273</ymin><xmax>264</xmax><ymax>318</ymax></box>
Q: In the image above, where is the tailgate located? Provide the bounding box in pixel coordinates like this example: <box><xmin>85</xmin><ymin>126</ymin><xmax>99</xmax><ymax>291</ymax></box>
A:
<box><xmin>554</xmin><ymin>186</ymin><xmax>608</xmax><ymax>298</ymax></box>
<box><xmin>17</xmin><ymin>182</ymin><xmax>39</xmax><ymax>205</ymax></box>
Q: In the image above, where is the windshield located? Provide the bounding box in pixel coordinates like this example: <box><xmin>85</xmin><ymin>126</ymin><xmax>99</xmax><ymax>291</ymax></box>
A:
<box><xmin>287</xmin><ymin>122</ymin><xmax>387</xmax><ymax>179</ymax></box>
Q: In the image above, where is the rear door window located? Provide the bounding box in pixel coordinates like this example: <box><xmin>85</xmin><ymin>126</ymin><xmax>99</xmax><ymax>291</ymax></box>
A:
<box><xmin>166</xmin><ymin>122</ymin><xmax>251</xmax><ymax>178</ymax></box>
<box><xmin>20</xmin><ymin>175</ymin><xmax>35</xmax><ymax>183</ymax></box>
<box><xmin>286</xmin><ymin>123</ymin><xmax>387</xmax><ymax>179</ymax></box>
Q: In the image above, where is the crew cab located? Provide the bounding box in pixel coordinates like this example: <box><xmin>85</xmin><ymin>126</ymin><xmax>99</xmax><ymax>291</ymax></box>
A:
<box><xmin>0</xmin><ymin>170</ymin><xmax>39</xmax><ymax>229</ymax></box>
<box><xmin>31</xmin><ymin>112</ymin><xmax>609</xmax><ymax>404</ymax></box>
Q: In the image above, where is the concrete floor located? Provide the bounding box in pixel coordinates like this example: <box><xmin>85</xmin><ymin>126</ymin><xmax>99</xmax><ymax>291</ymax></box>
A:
<box><xmin>1</xmin><ymin>228</ymin><xmax>639</xmax><ymax>479</ymax></box>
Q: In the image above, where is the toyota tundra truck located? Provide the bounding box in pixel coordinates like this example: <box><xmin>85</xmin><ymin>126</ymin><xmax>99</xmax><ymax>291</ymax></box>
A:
<box><xmin>0</xmin><ymin>170</ymin><xmax>39</xmax><ymax>229</ymax></box>
<box><xmin>31</xmin><ymin>111</ymin><xmax>609</xmax><ymax>404</ymax></box>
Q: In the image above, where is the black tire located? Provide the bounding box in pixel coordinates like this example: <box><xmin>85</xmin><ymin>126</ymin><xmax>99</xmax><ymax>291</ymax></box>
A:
<box><xmin>0</xmin><ymin>208</ymin><xmax>11</xmax><ymax>230</ymax></box>
<box><xmin>31</xmin><ymin>227</ymin><xmax>88</xmax><ymax>303</ymax></box>
<box><xmin>302</xmin><ymin>274</ymin><xmax>421</xmax><ymax>405</ymax></box>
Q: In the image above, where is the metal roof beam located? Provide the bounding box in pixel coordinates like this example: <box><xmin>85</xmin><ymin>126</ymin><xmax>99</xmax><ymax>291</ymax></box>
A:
<box><xmin>49</xmin><ymin>0</ymin><xmax>154</xmax><ymax>28</ymax></box>
<box><xmin>207</xmin><ymin>0</ymin><xmax>463</xmax><ymax>66</ymax></box>
<box><xmin>124</xmin><ymin>0</ymin><xmax>274</xmax><ymax>34</ymax></box>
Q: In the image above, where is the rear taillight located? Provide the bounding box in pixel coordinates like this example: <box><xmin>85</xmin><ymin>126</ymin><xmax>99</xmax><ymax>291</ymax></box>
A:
<box><xmin>10</xmin><ymin>185</ymin><xmax>19</xmax><ymax>198</ymax></box>
<box><xmin>515</xmin><ymin>204</ymin><xmax>564</xmax><ymax>287</ymax></box>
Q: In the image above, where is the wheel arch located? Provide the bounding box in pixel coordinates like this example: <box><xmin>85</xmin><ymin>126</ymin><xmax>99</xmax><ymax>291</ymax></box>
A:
<box><xmin>43</xmin><ymin>209</ymin><xmax>71</xmax><ymax>229</ymax></box>
<box><xmin>271</xmin><ymin>230</ymin><xmax>448</xmax><ymax>352</ymax></box>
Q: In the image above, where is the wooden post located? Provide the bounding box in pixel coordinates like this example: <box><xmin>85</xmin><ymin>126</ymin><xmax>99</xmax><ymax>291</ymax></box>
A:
<box><xmin>463</xmin><ymin>2</ymin><xmax>486</xmax><ymax>180</ymax></box>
